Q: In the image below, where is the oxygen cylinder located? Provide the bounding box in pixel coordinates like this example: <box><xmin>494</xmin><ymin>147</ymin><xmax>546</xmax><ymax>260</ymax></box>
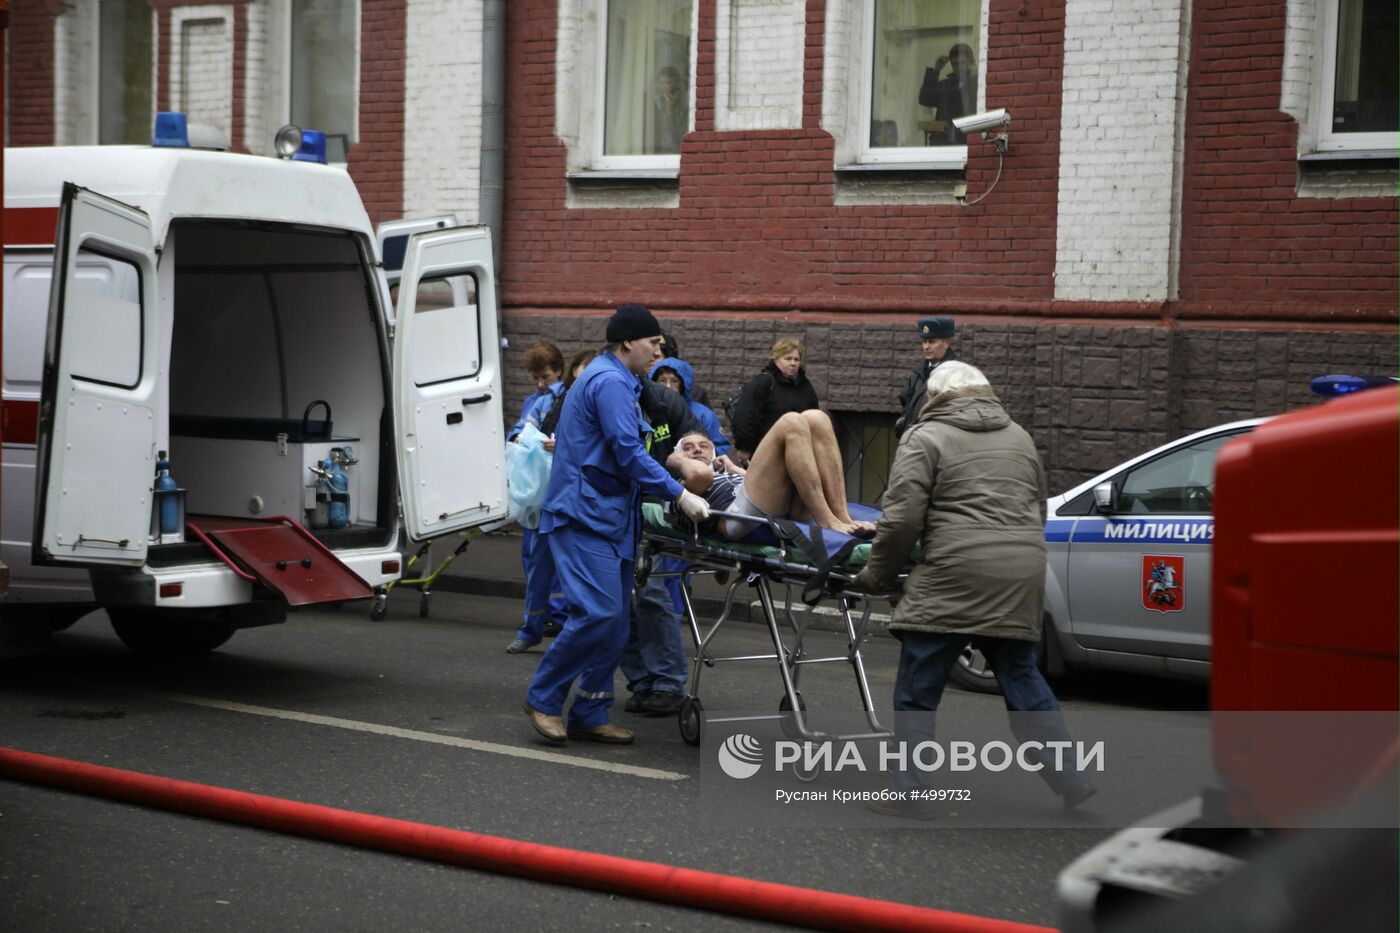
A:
<box><xmin>155</xmin><ymin>451</ymin><xmax>180</xmax><ymax>535</ymax></box>
<box><xmin>326</xmin><ymin>453</ymin><xmax>350</xmax><ymax>529</ymax></box>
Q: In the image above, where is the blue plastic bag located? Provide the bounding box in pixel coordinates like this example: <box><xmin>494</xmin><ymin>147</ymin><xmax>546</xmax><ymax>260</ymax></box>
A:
<box><xmin>506</xmin><ymin>423</ymin><xmax>552</xmax><ymax>529</ymax></box>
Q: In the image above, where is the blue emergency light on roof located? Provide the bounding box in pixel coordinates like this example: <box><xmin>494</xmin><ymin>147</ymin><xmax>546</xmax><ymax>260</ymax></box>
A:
<box><xmin>1311</xmin><ymin>373</ymin><xmax>1399</xmax><ymax>397</ymax></box>
<box><xmin>153</xmin><ymin>112</ymin><xmax>189</xmax><ymax>148</ymax></box>
<box><xmin>292</xmin><ymin>129</ymin><xmax>328</xmax><ymax>165</ymax></box>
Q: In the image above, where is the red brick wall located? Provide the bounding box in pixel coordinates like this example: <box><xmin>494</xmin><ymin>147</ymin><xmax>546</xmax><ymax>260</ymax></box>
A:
<box><xmin>500</xmin><ymin>0</ymin><xmax>1069</xmax><ymax>316</ymax></box>
<box><xmin>7</xmin><ymin>0</ymin><xmax>61</xmax><ymax>146</ymax></box>
<box><xmin>349</xmin><ymin>0</ymin><xmax>406</xmax><ymax>225</ymax></box>
<box><xmin>1178</xmin><ymin>0</ymin><xmax>1398</xmax><ymax>320</ymax></box>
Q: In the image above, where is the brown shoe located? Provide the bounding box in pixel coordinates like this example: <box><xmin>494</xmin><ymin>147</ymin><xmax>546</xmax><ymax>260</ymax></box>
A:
<box><xmin>521</xmin><ymin>698</ymin><xmax>567</xmax><ymax>745</ymax></box>
<box><xmin>566</xmin><ymin>722</ymin><xmax>635</xmax><ymax>744</ymax></box>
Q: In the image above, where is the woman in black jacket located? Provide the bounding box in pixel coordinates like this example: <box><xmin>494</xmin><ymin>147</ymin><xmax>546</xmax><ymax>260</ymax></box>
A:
<box><xmin>730</xmin><ymin>337</ymin><xmax>821</xmax><ymax>459</ymax></box>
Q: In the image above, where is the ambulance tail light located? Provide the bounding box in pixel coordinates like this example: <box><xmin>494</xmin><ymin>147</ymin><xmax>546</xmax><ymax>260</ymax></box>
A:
<box><xmin>381</xmin><ymin>560</ymin><xmax>400</xmax><ymax>575</ymax></box>
<box><xmin>158</xmin><ymin>583</ymin><xmax>184</xmax><ymax>599</ymax></box>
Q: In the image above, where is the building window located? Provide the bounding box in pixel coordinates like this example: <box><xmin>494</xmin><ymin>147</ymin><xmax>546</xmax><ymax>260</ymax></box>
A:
<box><xmin>289</xmin><ymin>0</ymin><xmax>359</xmax><ymax>151</ymax></box>
<box><xmin>861</xmin><ymin>0</ymin><xmax>982</xmax><ymax>167</ymax></box>
<box><xmin>597</xmin><ymin>0</ymin><xmax>694</xmax><ymax>167</ymax></box>
<box><xmin>98</xmin><ymin>0</ymin><xmax>153</xmax><ymax>144</ymax></box>
<box><xmin>1315</xmin><ymin>0</ymin><xmax>1397</xmax><ymax>153</ymax></box>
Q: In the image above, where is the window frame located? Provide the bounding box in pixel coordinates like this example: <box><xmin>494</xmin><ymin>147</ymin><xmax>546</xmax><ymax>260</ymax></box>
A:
<box><xmin>1310</xmin><ymin>0</ymin><xmax>1398</xmax><ymax>156</ymax></box>
<box><xmin>282</xmin><ymin>0</ymin><xmax>362</xmax><ymax>160</ymax></box>
<box><xmin>590</xmin><ymin>0</ymin><xmax>695</xmax><ymax>172</ymax></box>
<box><xmin>856</xmin><ymin>0</ymin><xmax>983</xmax><ymax>170</ymax></box>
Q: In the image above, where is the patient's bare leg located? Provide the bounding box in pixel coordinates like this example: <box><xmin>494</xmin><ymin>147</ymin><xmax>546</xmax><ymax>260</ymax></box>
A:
<box><xmin>803</xmin><ymin>411</ymin><xmax>876</xmax><ymax>537</ymax></box>
<box><xmin>746</xmin><ymin>413</ymin><xmax>857</xmax><ymax>534</ymax></box>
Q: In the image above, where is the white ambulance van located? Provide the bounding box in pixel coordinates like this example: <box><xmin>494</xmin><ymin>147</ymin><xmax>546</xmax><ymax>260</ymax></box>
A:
<box><xmin>1</xmin><ymin>120</ymin><xmax>507</xmax><ymax>655</ymax></box>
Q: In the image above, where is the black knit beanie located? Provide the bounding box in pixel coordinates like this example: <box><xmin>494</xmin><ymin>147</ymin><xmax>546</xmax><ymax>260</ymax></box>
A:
<box><xmin>607</xmin><ymin>303</ymin><xmax>662</xmax><ymax>343</ymax></box>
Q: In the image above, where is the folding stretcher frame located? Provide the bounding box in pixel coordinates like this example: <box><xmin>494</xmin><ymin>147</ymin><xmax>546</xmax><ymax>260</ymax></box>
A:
<box><xmin>637</xmin><ymin>506</ymin><xmax>905</xmax><ymax>759</ymax></box>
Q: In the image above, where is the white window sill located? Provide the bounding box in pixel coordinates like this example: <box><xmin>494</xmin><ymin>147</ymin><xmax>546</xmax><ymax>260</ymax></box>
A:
<box><xmin>566</xmin><ymin>168</ymin><xmax>680</xmax><ymax>181</ymax></box>
<box><xmin>835</xmin><ymin>160</ymin><xmax>966</xmax><ymax>173</ymax></box>
<box><xmin>1298</xmin><ymin>149</ymin><xmax>1398</xmax><ymax>162</ymax></box>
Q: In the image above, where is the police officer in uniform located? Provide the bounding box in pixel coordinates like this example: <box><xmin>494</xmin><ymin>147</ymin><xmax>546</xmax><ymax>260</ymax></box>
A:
<box><xmin>522</xmin><ymin>305</ymin><xmax>712</xmax><ymax>745</ymax></box>
<box><xmin>895</xmin><ymin>316</ymin><xmax>959</xmax><ymax>437</ymax></box>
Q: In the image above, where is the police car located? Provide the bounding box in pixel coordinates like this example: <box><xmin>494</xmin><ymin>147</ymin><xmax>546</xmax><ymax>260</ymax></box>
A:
<box><xmin>950</xmin><ymin>416</ymin><xmax>1267</xmax><ymax>692</ymax></box>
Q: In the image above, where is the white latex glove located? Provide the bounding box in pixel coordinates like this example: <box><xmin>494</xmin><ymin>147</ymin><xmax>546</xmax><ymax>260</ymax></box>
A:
<box><xmin>675</xmin><ymin>489</ymin><xmax>711</xmax><ymax>523</ymax></box>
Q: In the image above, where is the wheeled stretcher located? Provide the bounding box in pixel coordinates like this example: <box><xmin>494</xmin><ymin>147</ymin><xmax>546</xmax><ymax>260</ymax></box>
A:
<box><xmin>637</xmin><ymin>501</ymin><xmax>907</xmax><ymax>751</ymax></box>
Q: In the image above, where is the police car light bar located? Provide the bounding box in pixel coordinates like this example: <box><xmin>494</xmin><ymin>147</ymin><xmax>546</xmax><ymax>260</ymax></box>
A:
<box><xmin>1311</xmin><ymin>373</ymin><xmax>1399</xmax><ymax>397</ymax></box>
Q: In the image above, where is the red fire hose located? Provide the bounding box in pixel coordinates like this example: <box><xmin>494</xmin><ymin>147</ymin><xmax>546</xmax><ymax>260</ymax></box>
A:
<box><xmin>1</xmin><ymin>745</ymin><xmax>1055</xmax><ymax>933</ymax></box>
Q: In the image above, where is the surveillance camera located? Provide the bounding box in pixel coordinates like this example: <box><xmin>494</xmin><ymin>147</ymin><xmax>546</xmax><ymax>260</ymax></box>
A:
<box><xmin>952</xmin><ymin>108</ymin><xmax>1011</xmax><ymax>135</ymax></box>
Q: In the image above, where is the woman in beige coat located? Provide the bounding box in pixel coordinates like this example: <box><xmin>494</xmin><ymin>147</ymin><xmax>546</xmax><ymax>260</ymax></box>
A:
<box><xmin>854</xmin><ymin>361</ymin><xmax>1095</xmax><ymax>817</ymax></box>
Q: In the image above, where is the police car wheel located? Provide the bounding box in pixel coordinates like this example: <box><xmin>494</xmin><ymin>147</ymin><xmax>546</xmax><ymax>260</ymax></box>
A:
<box><xmin>949</xmin><ymin>644</ymin><xmax>1004</xmax><ymax>694</ymax></box>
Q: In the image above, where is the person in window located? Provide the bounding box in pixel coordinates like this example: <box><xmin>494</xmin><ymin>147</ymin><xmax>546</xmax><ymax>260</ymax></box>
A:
<box><xmin>918</xmin><ymin>43</ymin><xmax>978</xmax><ymax>144</ymax></box>
<box><xmin>650</xmin><ymin>65</ymin><xmax>688</xmax><ymax>154</ymax></box>
<box><xmin>730</xmin><ymin>337</ymin><xmax>821</xmax><ymax>462</ymax></box>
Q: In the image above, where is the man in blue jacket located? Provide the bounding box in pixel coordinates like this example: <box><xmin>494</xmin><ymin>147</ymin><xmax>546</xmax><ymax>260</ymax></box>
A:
<box><xmin>523</xmin><ymin>304</ymin><xmax>712</xmax><ymax>744</ymax></box>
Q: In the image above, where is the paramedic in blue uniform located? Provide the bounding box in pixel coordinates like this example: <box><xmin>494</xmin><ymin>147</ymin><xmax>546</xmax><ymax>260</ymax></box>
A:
<box><xmin>522</xmin><ymin>304</ymin><xmax>712</xmax><ymax>745</ymax></box>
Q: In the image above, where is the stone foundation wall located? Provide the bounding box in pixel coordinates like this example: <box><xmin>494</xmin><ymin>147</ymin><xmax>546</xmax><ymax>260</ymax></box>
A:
<box><xmin>500</xmin><ymin>315</ymin><xmax>1393</xmax><ymax>493</ymax></box>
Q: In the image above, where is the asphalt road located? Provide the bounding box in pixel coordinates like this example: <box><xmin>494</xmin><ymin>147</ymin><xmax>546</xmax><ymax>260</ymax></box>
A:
<box><xmin>0</xmin><ymin>591</ymin><xmax>1210</xmax><ymax>932</ymax></box>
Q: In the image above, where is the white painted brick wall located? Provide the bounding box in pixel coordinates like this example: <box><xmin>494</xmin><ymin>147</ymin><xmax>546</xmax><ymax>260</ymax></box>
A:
<box><xmin>404</xmin><ymin>0</ymin><xmax>483</xmax><ymax>223</ymax></box>
<box><xmin>1054</xmin><ymin>0</ymin><xmax>1190</xmax><ymax>302</ymax></box>
<box><xmin>53</xmin><ymin>1</ymin><xmax>97</xmax><ymax>145</ymax></box>
<box><xmin>170</xmin><ymin>6</ymin><xmax>235</xmax><ymax>142</ymax></box>
<box><xmin>715</xmin><ymin>0</ymin><xmax>804</xmax><ymax>131</ymax></box>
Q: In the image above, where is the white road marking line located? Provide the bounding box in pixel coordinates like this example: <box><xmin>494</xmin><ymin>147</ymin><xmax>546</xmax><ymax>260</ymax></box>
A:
<box><xmin>141</xmin><ymin>690</ymin><xmax>688</xmax><ymax>782</ymax></box>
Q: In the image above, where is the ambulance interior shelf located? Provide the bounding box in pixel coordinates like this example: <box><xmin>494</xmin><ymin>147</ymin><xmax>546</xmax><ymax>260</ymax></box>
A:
<box><xmin>164</xmin><ymin>410</ymin><xmax>372</xmax><ymax>551</ymax></box>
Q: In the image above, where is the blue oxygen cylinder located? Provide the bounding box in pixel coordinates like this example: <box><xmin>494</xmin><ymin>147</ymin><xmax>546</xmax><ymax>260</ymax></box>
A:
<box><xmin>155</xmin><ymin>451</ymin><xmax>180</xmax><ymax>535</ymax></box>
<box><xmin>326</xmin><ymin>453</ymin><xmax>350</xmax><ymax>529</ymax></box>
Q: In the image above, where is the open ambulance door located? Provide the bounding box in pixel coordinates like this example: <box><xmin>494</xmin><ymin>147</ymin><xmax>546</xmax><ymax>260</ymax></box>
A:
<box><xmin>392</xmin><ymin>226</ymin><xmax>507</xmax><ymax>543</ymax></box>
<box><xmin>33</xmin><ymin>184</ymin><xmax>161</xmax><ymax>567</ymax></box>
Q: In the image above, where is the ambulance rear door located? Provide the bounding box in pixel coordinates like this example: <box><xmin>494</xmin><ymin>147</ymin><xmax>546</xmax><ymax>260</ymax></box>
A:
<box><xmin>33</xmin><ymin>184</ymin><xmax>162</xmax><ymax>567</ymax></box>
<box><xmin>392</xmin><ymin>226</ymin><xmax>506</xmax><ymax>543</ymax></box>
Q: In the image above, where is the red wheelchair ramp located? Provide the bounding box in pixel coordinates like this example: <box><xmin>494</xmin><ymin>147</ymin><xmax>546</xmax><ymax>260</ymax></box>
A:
<box><xmin>195</xmin><ymin>517</ymin><xmax>374</xmax><ymax>607</ymax></box>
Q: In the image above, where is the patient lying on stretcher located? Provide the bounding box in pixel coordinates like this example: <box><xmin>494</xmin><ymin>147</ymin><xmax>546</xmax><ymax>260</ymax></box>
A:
<box><xmin>666</xmin><ymin>412</ymin><xmax>877</xmax><ymax>540</ymax></box>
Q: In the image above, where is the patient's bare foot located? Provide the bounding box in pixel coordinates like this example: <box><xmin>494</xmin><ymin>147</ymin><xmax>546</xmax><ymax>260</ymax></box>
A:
<box><xmin>824</xmin><ymin>520</ymin><xmax>862</xmax><ymax>537</ymax></box>
<box><xmin>851</xmin><ymin>521</ymin><xmax>877</xmax><ymax>539</ymax></box>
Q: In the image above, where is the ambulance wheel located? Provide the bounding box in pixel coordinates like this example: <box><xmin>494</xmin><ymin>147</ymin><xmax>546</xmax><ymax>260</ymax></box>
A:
<box><xmin>108</xmin><ymin>610</ymin><xmax>237</xmax><ymax>657</ymax></box>
<box><xmin>679</xmin><ymin>696</ymin><xmax>704</xmax><ymax>747</ymax></box>
<box><xmin>778</xmin><ymin>692</ymin><xmax>807</xmax><ymax>741</ymax></box>
<box><xmin>949</xmin><ymin>644</ymin><xmax>1001</xmax><ymax>694</ymax></box>
<box><xmin>369</xmin><ymin>599</ymin><xmax>388</xmax><ymax>622</ymax></box>
<box><xmin>419</xmin><ymin>592</ymin><xmax>432</xmax><ymax>618</ymax></box>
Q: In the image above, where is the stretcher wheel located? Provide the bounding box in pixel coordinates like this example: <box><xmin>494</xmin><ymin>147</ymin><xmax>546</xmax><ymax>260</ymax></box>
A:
<box><xmin>792</xmin><ymin>745</ymin><xmax>822</xmax><ymax>784</ymax></box>
<box><xmin>419</xmin><ymin>591</ymin><xmax>432</xmax><ymax>618</ymax></box>
<box><xmin>778</xmin><ymin>692</ymin><xmax>807</xmax><ymax>742</ymax></box>
<box><xmin>678</xmin><ymin>696</ymin><xmax>704</xmax><ymax>747</ymax></box>
<box><xmin>369</xmin><ymin>598</ymin><xmax>388</xmax><ymax>622</ymax></box>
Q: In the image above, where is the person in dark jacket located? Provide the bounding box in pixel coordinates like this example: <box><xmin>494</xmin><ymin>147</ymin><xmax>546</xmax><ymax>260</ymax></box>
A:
<box><xmin>731</xmin><ymin>337</ymin><xmax>821</xmax><ymax>459</ymax></box>
<box><xmin>895</xmin><ymin>316</ymin><xmax>960</xmax><ymax>437</ymax></box>
<box><xmin>918</xmin><ymin>43</ymin><xmax>977</xmax><ymax>144</ymax></box>
<box><xmin>854</xmin><ymin>361</ymin><xmax>1095</xmax><ymax>817</ymax></box>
